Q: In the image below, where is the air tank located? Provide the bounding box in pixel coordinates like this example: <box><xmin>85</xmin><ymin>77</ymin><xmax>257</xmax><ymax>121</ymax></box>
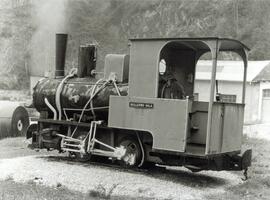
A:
<box><xmin>0</xmin><ymin>101</ymin><xmax>29</xmax><ymax>139</ymax></box>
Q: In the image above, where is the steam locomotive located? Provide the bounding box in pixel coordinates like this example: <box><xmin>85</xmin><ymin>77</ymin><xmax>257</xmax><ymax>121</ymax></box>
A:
<box><xmin>27</xmin><ymin>34</ymin><xmax>252</xmax><ymax>173</ymax></box>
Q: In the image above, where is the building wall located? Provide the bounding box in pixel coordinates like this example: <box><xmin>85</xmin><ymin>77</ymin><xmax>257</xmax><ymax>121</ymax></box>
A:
<box><xmin>194</xmin><ymin>80</ymin><xmax>260</xmax><ymax>124</ymax></box>
<box><xmin>194</xmin><ymin>80</ymin><xmax>244</xmax><ymax>103</ymax></box>
<box><xmin>258</xmin><ymin>81</ymin><xmax>270</xmax><ymax>122</ymax></box>
<box><xmin>245</xmin><ymin>82</ymin><xmax>260</xmax><ymax>123</ymax></box>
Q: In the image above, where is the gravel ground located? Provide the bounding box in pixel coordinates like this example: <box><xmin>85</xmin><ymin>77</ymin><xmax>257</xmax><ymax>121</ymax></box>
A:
<box><xmin>0</xmin><ymin>137</ymin><xmax>59</xmax><ymax>159</ymax></box>
<box><xmin>243</xmin><ymin>123</ymin><xmax>270</xmax><ymax>141</ymax></box>
<box><xmin>0</xmin><ymin>123</ymin><xmax>269</xmax><ymax>200</ymax></box>
<box><xmin>0</xmin><ymin>138</ymin><xmax>245</xmax><ymax>200</ymax></box>
<box><xmin>0</xmin><ymin>180</ymin><xmax>87</xmax><ymax>200</ymax></box>
<box><xmin>0</xmin><ymin>155</ymin><xmax>243</xmax><ymax>200</ymax></box>
<box><xmin>207</xmin><ymin>136</ymin><xmax>270</xmax><ymax>200</ymax></box>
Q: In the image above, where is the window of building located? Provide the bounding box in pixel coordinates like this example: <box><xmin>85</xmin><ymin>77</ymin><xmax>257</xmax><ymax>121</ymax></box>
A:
<box><xmin>263</xmin><ymin>89</ymin><xmax>270</xmax><ymax>98</ymax></box>
<box><xmin>193</xmin><ymin>93</ymin><xmax>199</xmax><ymax>101</ymax></box>
<box><xmin>220</xmin><ymin>94</ymin><xmax>237</xmax><ymax>103</ymax></box>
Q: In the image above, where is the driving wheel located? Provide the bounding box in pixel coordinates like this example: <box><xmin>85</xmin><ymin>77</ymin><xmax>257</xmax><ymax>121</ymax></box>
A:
<box><xmin>118</xmin><ymin>136</ymin><xmax>142</xmax><ymax>168</ymax></box>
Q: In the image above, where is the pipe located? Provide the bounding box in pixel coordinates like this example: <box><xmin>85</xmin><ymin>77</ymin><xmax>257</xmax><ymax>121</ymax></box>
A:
<box><xmin>44</xmin><ymin>98</ymin><xmax>57</xmax><ymax>120</ymax></box>
<box><xmin>136</xmin><ymin>131</ymin><xmax>145</xmax><ymax>168</ymax></box>
<box><xmin>206</xmin><ymin>40</ymin><xmax>219</xmax><ymax>155</ymax></box>
<box><xmin>70</xmin><ymin>79</ymin><xmax>107</xmax><ymax>137</ymax></box>
<box><xmin>242</xmin><ymin>52</ymin><xmax>248</xmax><ymax>104</ymax></box>
<box><xmin>55</xmin><ymin>33</ymin><xmax>70</xmax><ymax>120</ymax></box>
<box><xmin>55</xmin><ymin>69</ymin><xmax>77</xmax><ymax>120</ymax></box>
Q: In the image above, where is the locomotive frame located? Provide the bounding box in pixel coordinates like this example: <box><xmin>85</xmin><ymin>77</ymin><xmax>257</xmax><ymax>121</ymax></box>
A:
<box><xmin>28</xmin><ymin>35</ymin><xmax>252</xmax><ymax>173</ymax></box>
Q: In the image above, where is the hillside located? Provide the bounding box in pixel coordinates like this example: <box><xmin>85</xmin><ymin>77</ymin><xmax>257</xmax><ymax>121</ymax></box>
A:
<box><xmin>1</xmin><ymin>0</ymin><xmax>270</xmax><ymax>89</ymax></box>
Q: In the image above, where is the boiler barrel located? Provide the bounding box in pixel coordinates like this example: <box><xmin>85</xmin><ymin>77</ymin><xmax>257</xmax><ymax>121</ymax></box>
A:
<box><xmin>0</xmin><ymin>101</ymin><xmax>29</xmax><ymax>139</ymax></box>
<box><xmin>33</xmin><ymin>77</ymin><xmax>128</xmax><ymax>119</ymax></box>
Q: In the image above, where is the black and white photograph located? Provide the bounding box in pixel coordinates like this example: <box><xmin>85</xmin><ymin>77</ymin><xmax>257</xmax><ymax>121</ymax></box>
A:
<box><xmin>0</xmin><ymin>0</ymin><xmax>269</xmax><ymax>199</ymax></box>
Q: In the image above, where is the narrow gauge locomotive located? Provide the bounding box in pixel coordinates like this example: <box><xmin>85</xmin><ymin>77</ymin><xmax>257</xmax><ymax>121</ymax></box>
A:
<box><xmin>27</xmin><ymin>34</ymin><xmax>252</xmax><ymax>172</ymax></box>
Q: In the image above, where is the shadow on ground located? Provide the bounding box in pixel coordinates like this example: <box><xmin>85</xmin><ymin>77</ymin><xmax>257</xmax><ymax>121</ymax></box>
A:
<box><xmin>42</xmin><ymin>155</ymin><xmax>227</xmax><ymax>189</ymax></box>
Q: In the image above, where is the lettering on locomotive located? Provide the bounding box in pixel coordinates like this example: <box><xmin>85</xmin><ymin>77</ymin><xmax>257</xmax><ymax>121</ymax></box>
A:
<box><xmin>129</xmin><ymin>102</ymin><xmax>154</xmax><ymax>109</ymax></box>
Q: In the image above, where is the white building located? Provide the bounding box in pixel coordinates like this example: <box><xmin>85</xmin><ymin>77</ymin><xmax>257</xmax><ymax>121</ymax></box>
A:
<box><xmin>194</xmin><ymin>60</ymin><xmax>270</xmax><ymax>124</ymax></box>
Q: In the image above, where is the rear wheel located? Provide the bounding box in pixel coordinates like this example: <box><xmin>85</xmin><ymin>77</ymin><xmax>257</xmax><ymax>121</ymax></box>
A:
<box><xmin>118</xmin><ymin>136</ymin><xmax>142</xmax><ymax>168</ymax></box>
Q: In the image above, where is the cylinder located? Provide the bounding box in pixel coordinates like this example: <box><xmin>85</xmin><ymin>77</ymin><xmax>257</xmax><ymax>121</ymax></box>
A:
<box><xmin>55</xmin><ymin>33</ymin><xmax>68</xmax><ymax>78</ymax></box>
<box><xmin>0</xmin><ymin>101</ymin><xmax>29</xmax><ymax>139</ymax></box>
<box><xmin>78</xmin><ymin>45</ymin><xmax>97</xmax><ymax>78</ymax></box>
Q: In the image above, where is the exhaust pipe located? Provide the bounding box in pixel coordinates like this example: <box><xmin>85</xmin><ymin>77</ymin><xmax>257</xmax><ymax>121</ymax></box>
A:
<box><xmin>55</xmin><ymin>33</ymin><xmax>68</xmax><ymax>78</ymax></box>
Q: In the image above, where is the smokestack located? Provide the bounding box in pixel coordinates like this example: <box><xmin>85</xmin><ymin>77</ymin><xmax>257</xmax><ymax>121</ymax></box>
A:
<box><xmin>55</xmin><ymin>33</ymin><xmax>68</xmax><ymax>78</ymax></box>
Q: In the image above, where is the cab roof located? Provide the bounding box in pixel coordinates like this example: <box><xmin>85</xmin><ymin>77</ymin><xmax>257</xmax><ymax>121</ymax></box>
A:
<box><xmin>129</xmin><ymin>37</ymin><xmax>250</xmax><ymax>52</ymax></box>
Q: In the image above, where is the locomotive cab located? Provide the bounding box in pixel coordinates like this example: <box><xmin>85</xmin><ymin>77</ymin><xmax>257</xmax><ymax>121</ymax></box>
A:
<box><xmin>109</xmin><ymin>38</ymin><xmax>251</xmax><ymax>171</ymax></box>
